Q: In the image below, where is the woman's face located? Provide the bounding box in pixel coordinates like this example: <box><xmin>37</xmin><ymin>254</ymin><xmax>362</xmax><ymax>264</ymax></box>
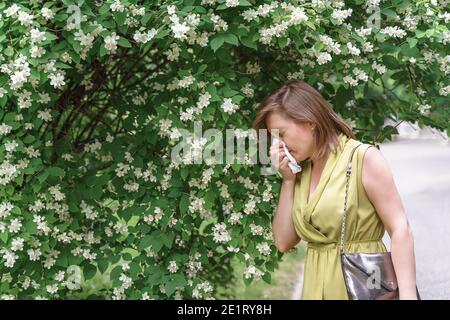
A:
<box><xmin>266</xmin><ymin>112</ymin><xmax>315</xmax><ymax>163</ymax></box>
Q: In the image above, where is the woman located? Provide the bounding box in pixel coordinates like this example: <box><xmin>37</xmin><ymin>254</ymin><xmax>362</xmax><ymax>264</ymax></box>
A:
<box><xmin>252</xmin><ymin>80</ymin><xmax>419</xmax><ymax>300</ymax></box>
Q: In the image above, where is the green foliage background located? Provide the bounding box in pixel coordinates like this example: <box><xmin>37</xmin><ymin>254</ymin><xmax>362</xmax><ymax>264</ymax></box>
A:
<box><xmin>0</xmin><ymin>0</ymin><xmax>448</xmax><ymax>299</ymax></box>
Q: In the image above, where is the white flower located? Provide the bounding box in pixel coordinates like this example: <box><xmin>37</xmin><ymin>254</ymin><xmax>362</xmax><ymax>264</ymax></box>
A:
<box><xmin>123</xmin><ymin>182</ymin><xmax>139</xmax><ymax>192</ymax></box>
<box><xmin>8</xmin><ymin>54</ymin><xmax>31</xmax><ymax>90</ymax></box>
<box><xmin>347</xmin><ymin>43</ymin><xmax>360</xmax><ymax>56</ymax></box>
<box><xmin>46</xmin><ymin>284</ymin><xmax>58</xmax><ymax>294</ymax></box>
<box><xmin>221</xmin><ymin>98</ymin><xmax>239</xmax><ymax>114</ymax></box>
<box><xmin>290</xmin><ymin>7</ymin><xmax>308</xmax><ymax>24</ymax></box>
<box><xmin>0</xmin><ymin>123</ymin><xmax>12</xmax><ymax>136</ymax></box>
<box><xmin>256</xmin><ymin>242</ymin><xmax>271</xmax><ymax>256</ymax></box>
<box><xmin>30</xmin><ymin>29</ymin><xmax>47</xmax><ymax>43</ymax></box>
<box><xmin>27</xmin><ymin>248</ymin><xmax>42</xmax><ymax>261</ymax></box>
<box><xmin>30</xmin><ymin>46</ymin><xmax>46</xmax><ymax>58</ymax></box>
<box><xmin>18</xmin><ymin>11</ymin><xmax>34</xmax><ymax>26</ymax></box>
<box><xmin>250</xmin><ymin>223</ymin><xmax>264</xmax><ymax>236</ymax></box>
<box><xmin>80</xmin><ymin>200</ymin><xmax>99</xmax><ymax>220</ymax></box>
<box><xmin>177</xmin><ymin>75</ymin><xmax>195</xmax><ymax>88</ymax></box>
<box><xmin>380</xmin><ymin>26</ymin><xmax>407</xmax><ymax>39</ymax></box>
<box><xmin>2</xmin><ymin>250</ymin><xmax>18</xmax><ymax>268</ymax></box>
<box><xmin>244</xmin><ymin>265</ymin><xmax>265</xmax><ymax>280</ymax></box>
<box><xmin>49</xmin><ymin>71</ymin><xmax>66</xmax><ymax>89</ymax></box>
<box><xmin>372</xmin><ymin>61</ymin><xmax>386</xmax><ymax>75</ymax></box>
<box><xmin>11</xmin><ymin>238</ymin><xmax>24</xmax><ymax>252</ymax></box>
<box><xmin>343</xmin><ymin>75</ymin><xmax>358</xmax><ymax>86</ymax></box>
<box><xmin>168</xmin><ymin>260</ymin><xmax>178</xmax><ymax>273</ymax></box>
<box><xmin>115</xmin><ymin>163</ymin><xmax>130</xmax><ymax>177</ymax></box>
<box><xmin>141</xmin><ymin>292</ymin><xmax>153</xmax><ymax>300</ymax></box>
<box><xmin>5</xmin><ymin>140</ymin><xmax>18</xmax><ymax>153</ymax></box>
<box><xmin>316</xmin><ymin>52</ymin><xmax>332</xmax><ymax>65</ymax></box>
<box><xmin>133</xmin><ymin>29</ymin><xmax>157</xmax><ymax>44</ymax></box>
<box><xmin>8</xmin><ymin>218</ymin><xmax>22</xmax><ymax>233</ymax></box>
<box><xmin>244</xmin><ymin>199</ymin><xmax>257</xmax><ymax>215</ymax></box>
<box><xmin>37</xmin><ymin>108</ymin><xmax>53</xmax><ymax>122</ymax></box>
<box><xmin>439</xmin><ymin>85</ymin><xmax>450</xmax><ymax>96</ymax></box>
<box><xmin>74</xmin><ymin>30</ymin><xmax>95</xmax><ymax>48</ymax></box>
<box><xmin>0</xmin><ymin>202</ymin><xmax>14</xmax><ymax>218</ymax></box>
<box><xmin>41</xmin><ymin>8</ymin><xmax>54</xmax><ymax>20</ymax></box>
<box><xmin>167</xmin><ymin>5</ymin><xmax>176</xmax><ymax>15</ymax></box>
<box><xmin>362</xmin><ymin>41</ymin><xmax>373</xmax><ymax>53</ymax></box>
<box><xmin>331</xmin><ymin>9</ymin><xmax>352</xmax><ymax>24</ymax></box>
<box><xmin>212</xmin><ymin>223</ymin><xmax>231</xmax><ymax>243</ymax></box>
<box><xmin>5</xmin><ymin>4</ymin><xmax>20</xmax><ymax>17</ymax></box>
<box><xmin>229</xmin><ymin>212</ymin><xmax>242</xmax><ymax>225</ymax></box>
<box><xmin>104</xmin><ymin>33</ymin><xmax>120</xmax><ymax>54</ymax></box>
<box><xmin>54</xmin><ymin>271</ymin><xmax>65</xmax><ymax>282</ymax></box>
<box><xmin>241</xmin><ymin>83</ymin><xmax>254</xmax><ymax>98</ymax></box>
<box><xmin>417</xmin><ymin>103</ymin><xmax>431</xmax><ymax>116</ymax></box>
<box><xmin>111</xmin><ymin>0</ymin><xmax>126</xmax><ymax>12</ymax></box>
<box><xmin>170</xmin><ymin>18</ymin><xmax>190</xmax><ymax>40</ymax></box>
<box><xmin>225</xmin><ymin>0</ymin><xmax>239</xmax><ymax>7</ymax></box>
<box><xmin>353</xmin><ymin>68</ymin><xmax>368</xmax><ymax>82</ymax></box>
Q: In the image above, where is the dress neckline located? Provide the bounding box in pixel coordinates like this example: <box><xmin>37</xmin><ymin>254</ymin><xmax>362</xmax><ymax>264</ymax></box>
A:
<box><xmin>301</xmin><ymin>133</ymin><xmax>350</xmax><ymax>217</ymax></box>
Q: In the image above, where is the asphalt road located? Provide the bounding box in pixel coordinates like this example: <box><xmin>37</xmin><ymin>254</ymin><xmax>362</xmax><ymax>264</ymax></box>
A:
<box><xmin>380</xmin><ymin>136</ymin><xmax>450</xmax><ymax>300</ymax></box>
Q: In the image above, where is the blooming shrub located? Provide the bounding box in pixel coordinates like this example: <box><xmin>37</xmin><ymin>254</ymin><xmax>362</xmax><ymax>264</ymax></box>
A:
<box><xmin>0</xmin><ymin>0</ymin><xmax>448</xmax><ymax>299</ymax></box>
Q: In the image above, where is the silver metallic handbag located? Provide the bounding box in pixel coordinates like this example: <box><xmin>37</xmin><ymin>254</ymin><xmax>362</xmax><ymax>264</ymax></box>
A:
<box><xmin>340</xmin><ymin>143</ymin><xmax>421</xmax><ymax>300</ymax></box>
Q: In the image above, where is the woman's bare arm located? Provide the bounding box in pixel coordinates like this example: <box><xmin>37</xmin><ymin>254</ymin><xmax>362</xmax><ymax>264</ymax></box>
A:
<box><xmin>272</xmin><ymin>177</ymin><xmax>301</xmax><ymax>252</ymax></box>
<box><xmin>269</xmin><ymin>142</ymin><xmax>301</xmax><ymax>252</ymax></box>
<box><xmin>362</xmin><ymin>146</ymin><xmax>418</xmax><ymax>299</ymax></box>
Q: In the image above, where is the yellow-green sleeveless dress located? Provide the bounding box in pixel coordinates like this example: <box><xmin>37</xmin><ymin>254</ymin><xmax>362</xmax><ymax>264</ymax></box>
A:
<box><xmin>292</xmin><ymin>132</ymin><xmax>388</xmax><ymax>300</ymax></box>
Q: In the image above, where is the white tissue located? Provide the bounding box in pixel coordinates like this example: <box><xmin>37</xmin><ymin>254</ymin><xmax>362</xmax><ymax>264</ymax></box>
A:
<box><xmin>272</xmin><ymin>137</ymin><xmax>302</xmax><ymax>174</ymax></box>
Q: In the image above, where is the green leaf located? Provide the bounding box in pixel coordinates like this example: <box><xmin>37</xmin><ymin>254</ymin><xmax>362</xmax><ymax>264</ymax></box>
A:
<box><xmin>162</xmin><ymin>232</ymin><xmax>174</xmax><ymax>249</ymax></box>
<box><xmin>3</xmin><ymin>47</ymin><xmax>13</xmax><ymax>57</ymax></box>
<box><xmin>48</xmin><ymin>167</ymin><xmax>65</xmax><ymax>177</ymax></box>
<box><xmin>407</xmin><ymin>38</ymin><xmax>418</xmax><ymax>48</ymax></box>
<box><xmin>138</xmin><ymin>235</ymin><xmax>153</xmax><ymax>251</ymax></box>
<box><xmin>210</xmin><ymin>36</ymin><xmax>225</xmax><ymax>52</ymax></box>
<box><xmin>400</xmin><ymin>43</ymin><xmax>420</xmax><ymax>58</ymax></box>
<box><xmin>180</xmin><ymin>167</ymin><xmax>189</xmax><ymax>180</ymax></box>
<box><xmin>239</xmin><ymin>0</ymin><xmax>252</xmax><ymax>5</ymax></box>
<box><xmin>55</xmin><ymin>62</ymin><xmax>73</xmax><ymax>69</ymax></box>
<box><xmin>240</xmin><ymin>35</ymin><xmax>257</xmax><ymax>49</ymax></box>
<box><xmin>278</xmin><ymin>37</ymin><xmax>288</xmax><ymax>48</ymax></box>
<box><xmin>45</xmin><ymin>32</ymin><xmax>58</xmax><ymax>41</ymax></box>
<box><xmin>109</xmin><ymin>265</ymin><xmax>122</xmax><ymax>280</ymax></box>
<box><xmin>223</xmin><ymin>33</ymin><xmax>239</xmax><ymax>46</ymax></box>
<box><xmin>262</xmin><ymin>272</ymin><xmax>271</xmax><ymax>284</ymax></box>
<box><xmin>165</xmin><ymin>280</ymin><xmax>178</xmax><ymax>297</ymax></box>
<box><xmin>179</xmin><ymin>194</ymin><xmax>189</xmax><ymax>214</ymax></box>
<box><xmin>0</xmin><ymin>232</ymin><xmax>8</xmax><ymax>244</ymax></box>
<box><xmin>83</xmin><ymin>264</ymin><xmax>97</xmax><ymax>280</ymax></box>
<box><xmin>99</xmin><ymin>45</ymin><xmax>107</xmax><ymax>57</ymax></box>
<box><xmin>118</xmin><ymin>37</ymin><xmax>132</xmax><ymax>48</ymax></box>
<box><xmin>99</xmin><ymin>4</ymin><xmax>110</xmax><ymax>15</ymax></box>
<box><xmin>304</xmin><ymin>21</ymin><xmax>316</xmax><ymax>30</ymax></box>
<box><xmin>37</xmin><ymin>171</ymin><xmax>49</xmax><ymax>184</ymax></box>
<box><xmin>381</xmin><ymin>8</ymin><xmax>397</xmax><ymax>18</ymax></box>
<box><xmin>382</xmin><ymin>55</ymin><xmax>400</xmax><ymax>69</ymax></box>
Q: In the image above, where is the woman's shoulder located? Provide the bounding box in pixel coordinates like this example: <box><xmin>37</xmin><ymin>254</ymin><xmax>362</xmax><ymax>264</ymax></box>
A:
<box><xmin>346</xmin><ymin>137</ymin><xmax>374</xmax><ymax>150</ymax></box>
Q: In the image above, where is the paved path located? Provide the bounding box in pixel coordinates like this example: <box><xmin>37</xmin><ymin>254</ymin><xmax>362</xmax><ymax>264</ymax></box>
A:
<box><xmin>380</xmin><ymin>136</ymin><xmax>450</xmax><ymax>300</ymax></box>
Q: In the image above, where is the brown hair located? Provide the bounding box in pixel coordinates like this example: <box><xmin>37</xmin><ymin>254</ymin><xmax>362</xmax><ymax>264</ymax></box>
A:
<box><xmin>252</xmin><ymin>79</ymin><xmax>355</xmax><ymax>162</ymax></box>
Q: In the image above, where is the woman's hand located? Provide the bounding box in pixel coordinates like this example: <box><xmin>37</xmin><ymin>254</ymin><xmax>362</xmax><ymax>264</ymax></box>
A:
<box><xmin>269</xmin><ymin>141</ymin><xmax>297</xmax><ymax>182</ymax></box>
